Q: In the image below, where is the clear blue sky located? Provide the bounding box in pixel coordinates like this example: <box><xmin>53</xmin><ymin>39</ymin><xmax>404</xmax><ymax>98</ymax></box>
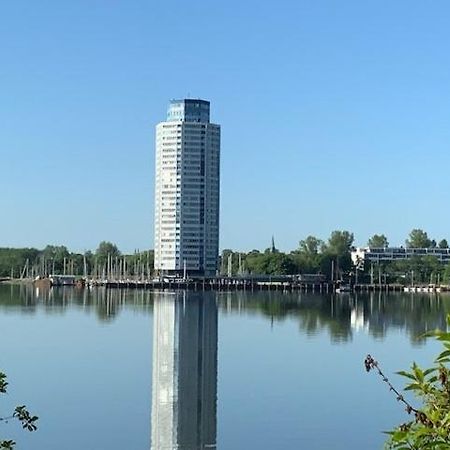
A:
<box><xmin>1</xmin><ymin>0</ymin><xmax>450</xmax><ymax>253</ymax></box>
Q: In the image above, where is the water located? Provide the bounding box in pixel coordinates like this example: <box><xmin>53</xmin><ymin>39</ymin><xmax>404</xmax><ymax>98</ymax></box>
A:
<box><xmin>0</xmin><ymin>284</ymin><xmax>448</xmax><ymax>449</ymax></box>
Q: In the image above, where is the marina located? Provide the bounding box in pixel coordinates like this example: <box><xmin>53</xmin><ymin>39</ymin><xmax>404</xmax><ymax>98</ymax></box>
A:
<box><xmin>4</xmin><ymin>276</ymin><xmax>447</xmax><ymax>293</ymax></box>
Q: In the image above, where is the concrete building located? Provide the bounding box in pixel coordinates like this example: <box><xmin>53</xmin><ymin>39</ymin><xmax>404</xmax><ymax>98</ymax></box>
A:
<box><xmin>351</xmin><ymin>247</ymin><xmax>450</xmax><ymax>266</ymax></box>
<box><xmin>154</xmin><ymin>99</ymin><xmax>220</xmax><ymax>277</ymax></box>
<box><xmin>151</xmin><ymin>291</ymin><xmax>218</xmax><ymax>450</ymax></box>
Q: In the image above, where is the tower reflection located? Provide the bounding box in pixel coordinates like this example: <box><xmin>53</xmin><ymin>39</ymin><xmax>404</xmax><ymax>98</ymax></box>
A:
<box><xmin>151</xmin><ymin>291</ymin><xmax>218</xmax><ymax>450</ymax></box>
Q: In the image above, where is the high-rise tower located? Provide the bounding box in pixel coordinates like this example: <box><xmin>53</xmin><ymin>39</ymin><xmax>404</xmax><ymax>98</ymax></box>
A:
<box><xmin>154</xmin><ymin>99</ymin><xmax>220</xmax><ymax>277</ymax></box>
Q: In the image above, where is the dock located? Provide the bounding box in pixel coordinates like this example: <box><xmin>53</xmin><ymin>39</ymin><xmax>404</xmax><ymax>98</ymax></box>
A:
<box><xmin>89</xmin><ymin>279</ymin><xmax>433</xmax><ymax>293</ymax></box>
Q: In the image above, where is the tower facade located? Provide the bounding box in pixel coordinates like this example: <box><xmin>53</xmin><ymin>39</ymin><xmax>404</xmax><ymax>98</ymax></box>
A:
<box><xmin>154</xmin><ymin>99</ymin><xmax>220</xmax><ymax>277</ymax></box>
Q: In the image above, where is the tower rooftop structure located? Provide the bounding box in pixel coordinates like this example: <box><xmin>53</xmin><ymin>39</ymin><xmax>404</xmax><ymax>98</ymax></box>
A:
<box><xmin>167</xmin><ymin>99</ymin><xmax>210</xmax><ymax>123</ymax></box>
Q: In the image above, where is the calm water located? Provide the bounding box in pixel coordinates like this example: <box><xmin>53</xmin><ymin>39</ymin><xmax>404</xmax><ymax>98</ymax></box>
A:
<box><xmin>0</xmin><ymin>284</ymin><xmax>448</xmax><ymax>449</ymax></box>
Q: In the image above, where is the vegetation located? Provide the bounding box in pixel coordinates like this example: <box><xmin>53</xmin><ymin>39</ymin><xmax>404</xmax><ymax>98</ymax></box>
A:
<box><xmin>222</xmin><ymin>229</ymin><xmax>450</xmax><ymax>284</ymax></box>
<box><xmin>0</xmin><ymin>228</ymin><xmax>449</xmax><ymax>282</ymax></box>
<box><xmin>368</xmin><ymin>234</ymin><xmax>389</xmax><ymax>248</ymax></box>
<box><xmin>406</xmin><ymin>229</ymin><xmax>433</xmax><ymax>249</ymax></box>
<box><xmin>0</xmin><ymin>243</ymin><xmax>154</xmax><ymax>280</ymax></box>
<box><xmin>366</xmin><ymin>315</ymin><xmax>450</xmax><ymax>449</ymax></box>
<box><xmin>0</xmin><ymin>372</ymin><xmax>38</xmax><ymax>449</ymax></box>
<box><xmin>221</xmin><ymin>230</ymin><xmax>354</xmax><ymax>278</ymax></box>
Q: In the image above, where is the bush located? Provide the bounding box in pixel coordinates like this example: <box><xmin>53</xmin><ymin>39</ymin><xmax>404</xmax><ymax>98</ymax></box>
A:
<box><xmin>0</xmin><ymin>372</ymin><xmax>38</xmax><ymax>449</ymax></box>
<box><xmin>366</xmin><ymin>315</ymin><xmax>450</xmax><ymax>449</ymax></box>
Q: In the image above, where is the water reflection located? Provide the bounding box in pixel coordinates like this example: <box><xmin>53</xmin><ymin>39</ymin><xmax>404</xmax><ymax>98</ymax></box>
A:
<box><xmin>218</xmin><ymin>290</ymin><xmax>450</xmax><ymax>343</ymax></box>
<box><xmin>1</xmin><ymin>284</ymin><xmax>449</xmax><ymax>342</ymax></box>
<box><xmin>151</xmin><ymin>291</ymin><xmax>218</xmax><ymax>450</ymax></box>
<box><xmin>0</xmin><ymin>283</ymin><xmax>154</xmax><ymax>320</ymax></box>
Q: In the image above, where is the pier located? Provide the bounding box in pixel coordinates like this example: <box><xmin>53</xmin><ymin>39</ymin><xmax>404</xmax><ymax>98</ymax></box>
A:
<box><xmin>91</xmin><ymin>279</ymin><xmax>434</xmax><ymax>293</ymax></box>
<box><xmin>5</xmin><ymin>276</ymin><xmax>448</xmax><ymax>293</ymax></box>
<box><xmin>94</xmin><ymin>278</ymin><xmax>329</xmax><ymax>292</ymax></box>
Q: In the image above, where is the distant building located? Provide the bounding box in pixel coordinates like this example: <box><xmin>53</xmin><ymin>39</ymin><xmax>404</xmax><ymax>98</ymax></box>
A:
<box><xmin>154</xmin><ymin>99</ymin><xmax>220</xmax><ymax>277</ymax></box>
<box><xmin>351</xmin><ymin>247</ymin><xmax>450</xmax><ymax>265</ymax></box>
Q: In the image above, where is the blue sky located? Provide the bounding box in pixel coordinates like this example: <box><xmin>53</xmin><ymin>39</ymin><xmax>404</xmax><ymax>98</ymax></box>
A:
<box><xmin>1</xmin><ymin>0</ymin><xmax>450</xmax><ymax>253</ymax></box>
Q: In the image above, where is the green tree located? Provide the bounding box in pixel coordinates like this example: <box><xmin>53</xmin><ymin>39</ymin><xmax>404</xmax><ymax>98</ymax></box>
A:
<box><xmin>95</xmin><ymin>241</ymin><xmax>121</xmax><ymax>266</ymax></box>
<box><xmin>326</xmin><ymin>230</ymin><xmax>354</xmax><ymax>256</ymax></box>
<box><xmin>245</xmin><ymin>251</ymin><xmax>296</xmax><ymax>275</ymax></box>
<box><xmin>325</xmin><ymin>230</ymin><xmax>354</xmax><ymax>277</ymax></box>
<box><xmin>291</xmin><ymin>236</ymin><xmax>324</xmax><ymax>273</ymax></box>
<box><xmin>1</xmin><ymin>372</ymin><xmax>38</xmax><ymax>449</ymax></box>
<box><xmin>438</xmin><ymin>239</ymin><xmax>449</xmax><ymax>249</ymax></box>
<box><xmin>406</xmin><ymin>229</ymin><xmax>432</xmax><ymax>248</ymax></box>
<box><xmin>298</xmin><ymin>236</ymin><xmax>324</xmax><ymax>255</ymax></box>
<box><xmin>41</xmin><ymin>245</ymin><xmax>71</xmax><ymax>274</ymax></box>
<box><xmin>367</xmin><ymin>234</ymin><xmax>389</xmax><ymax>248</ymax></box>
<box><xmin>443</xmin><ymin>264</ymin><xmax>450</xmax><ymax>285</ymax></box>
<box><xmin>0</xmin><ymin>248</ymin><xmax>40</xmax><ymax>278</ymax></box>
<box><xmin>265</xmin><ymin>253</ymin><xmax>296</xmax><ymax>275</ymax></box>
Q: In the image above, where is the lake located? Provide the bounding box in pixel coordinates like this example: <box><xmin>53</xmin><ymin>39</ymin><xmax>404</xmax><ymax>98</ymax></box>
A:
<box><xmin>0</xmin><ymin>284</ymin><xmax>447</xmax><ymax>449</ymax></box>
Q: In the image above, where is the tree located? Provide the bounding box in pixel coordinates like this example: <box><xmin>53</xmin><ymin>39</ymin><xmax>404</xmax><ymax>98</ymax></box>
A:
<box><xmin>443</xmin><ymin>264</ymin><xmax>450</xmax><ymax>285</ymax></box>
<box><xmin>291</xmin><ymin>236</ymin><xmax>324</xmax><ymax>273</ymax></box>
<box><xmin>325</xmin><ymin>231</ymin><xmax>354</xmax><ymax>276</ymax></box>
<box><xmin>0</xmin><ymin>248</ymin><xmax>40</xmax><ymax>278</ymax></box>
<box><xmin>298</xmin><ymin>236</ymin><xmax>324</xmax><ymax>255</ymax></box>
<box><xmin>265</xmin><ymin>253</ymin><xmax>296</xmax><ymax>275</ymax></box>
<box><xmin>366</xmin><ymin>315</ymin><xmax>450</xmax><ymax>449</ymax></box>
<box><xmin>367</xmin><ymin>234</ymin><xmax>389</xmax><ymax>248</ymax></box>
<box><xmin>326</xmin><ymin>230</ymin><xmax>354</xmax><ymax>256</ymax></box>
<box><xmin>1</xmin><ymin>372</ymin><xmax>38</xmax><ymax>449</ymax></box>
<box><xmin>406</xmin><ymin>229</ymin><xmax>432</xmax><ymax>248</ymax></box>
<box><xmin>41</xmin><ymin>245</ymin><xmax>73</xmax><ymax>274</ymax></box>
<box><xmin>95</xmin><ymin>242</ymin><xmax>121</xmax><ymax>266</ymax></box>
<box><xmin>438</xmin><ymin>239</ymin><xmax>448</xmax><ymax>249</ymax></box>
<box><xmin>245</xmin><ymin>251</ymin><xmax>296</xmax><ymax>275</ymax></box>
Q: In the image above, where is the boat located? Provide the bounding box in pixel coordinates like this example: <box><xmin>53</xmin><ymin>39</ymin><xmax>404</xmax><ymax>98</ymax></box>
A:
<box><xmin>336</xmin><ymin>282</ymin><xmax>352</xmax><ymax>293</ymax></box>
<box><xmin>49</xmin><ymin>275</ymin><xmax>76</xmax><ymax>286</ymax></box>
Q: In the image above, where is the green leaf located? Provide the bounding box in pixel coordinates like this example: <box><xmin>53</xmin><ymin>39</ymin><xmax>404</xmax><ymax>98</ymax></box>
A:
<box><xmin>436</xmin><ymin>350</ymin><xmax>450</xmax><ymax>362</ymax></box>
<box><xmin>424</xmin><ymin>368</ymin><xmax>437</xmax><ymax>376</ymax></box>
<box><xmin>412</xmin><ymin>364</ymin><xmax>424</xmax><ymax>382</ymax></box>
<box><xmin>397</xmin><ymin>370</ymin><xmax>416</xmax><ymax>380</ymax></box>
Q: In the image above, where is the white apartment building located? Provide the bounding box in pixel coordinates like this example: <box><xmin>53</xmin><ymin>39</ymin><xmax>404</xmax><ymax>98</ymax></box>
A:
<box><xmin>154</xmin><ymin>99</ymin><xmax>220</xmax><ymax>277</ymax></box>
<box><xmin>351</xmin><ymin>247</ymin><xmax>450</xmax><ymax>266</ymax></box>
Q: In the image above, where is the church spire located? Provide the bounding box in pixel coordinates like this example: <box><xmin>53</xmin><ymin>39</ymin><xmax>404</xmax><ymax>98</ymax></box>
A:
<box><xmin>271</xmin><ymin>236</ymin><xmax>276</xmax><ymax>253</ymax></box>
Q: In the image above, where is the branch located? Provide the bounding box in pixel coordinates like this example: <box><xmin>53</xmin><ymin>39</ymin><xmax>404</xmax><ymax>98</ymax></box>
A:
<box><xmin>364</xmin><ymin>354</ymin><xmax>430</xmax><ymax>426</ymax></box>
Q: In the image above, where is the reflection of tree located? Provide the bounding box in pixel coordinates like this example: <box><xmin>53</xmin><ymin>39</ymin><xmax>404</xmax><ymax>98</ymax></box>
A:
<box><xmin>2</xmin><ymin>285</ymin><xmax>450</xmax><ymax>342</ymax></box>
<box><xmin>361</xmin><ymin>292</ymin><xmax>449</xmax><ymax>344</ymax></box>
<box><xmin>217</xmin><ymin>291</ymin><xmax>450</xmax><ymax>342</ymax></box>
<box><xmin>0</xmin><ymin>284</ymin><xmax>153</xmax><ymax>321</ymax></box>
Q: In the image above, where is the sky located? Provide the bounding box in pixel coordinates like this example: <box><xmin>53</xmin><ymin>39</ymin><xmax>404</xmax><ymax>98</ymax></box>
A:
<box><xmin>1</xmin><ymin>0</ymin><xmax>450</xmax><ymax>253</ymax></box>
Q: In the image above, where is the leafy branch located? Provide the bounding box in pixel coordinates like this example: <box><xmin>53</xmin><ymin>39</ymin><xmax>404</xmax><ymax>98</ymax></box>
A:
<box><xmin>365</xmin><ymin>355</ymin><xmax>430</xmax><ymax>426</ymax></box>
<box><xmin>1</xmin><ymin>372</ymin><xmax>38</xmax><ymax>449</ymax></box>
<box><xmin>365</xmin><ymin>314</ymin><xmax>450</xmax><ymax>449</ymax></box>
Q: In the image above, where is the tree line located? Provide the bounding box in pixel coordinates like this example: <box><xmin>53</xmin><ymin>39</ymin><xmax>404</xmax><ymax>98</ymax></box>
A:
<box><xmin>0</xmin><ymin>242</ymin><xmax>154</xmax><ymax>279</ymax></box>
<box><xmin>221</xmin><ymin>228</ymin><xmax>450</xmax><ymax>284</ymax></box>
<box><xmin>1</xmin><ymin>228</ymin><xmax>449</xmax><ymax>282</ymax></box>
